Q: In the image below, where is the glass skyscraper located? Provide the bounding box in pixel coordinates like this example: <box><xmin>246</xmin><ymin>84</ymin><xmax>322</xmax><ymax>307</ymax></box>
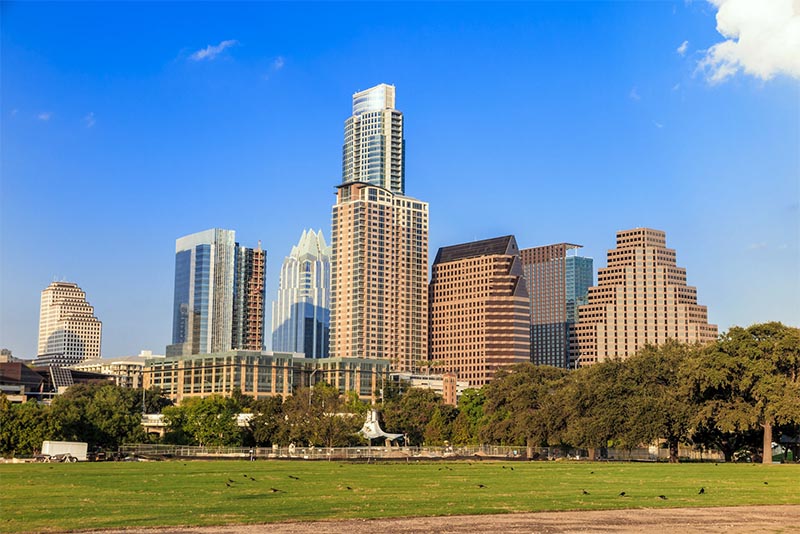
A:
<box><xmin>342</xmin><ymin>83</ymin><xmax>405</xmax><ymax>194</ymax></box>
<box><xmin>168</xmin><ymin>229</ymin><xmax>236</xmax><ymax>356</ymax></box>
<box><xmin>272</xmin><ymin>229</ymin><xmax>331</xmax><ymax>359</ymax></box>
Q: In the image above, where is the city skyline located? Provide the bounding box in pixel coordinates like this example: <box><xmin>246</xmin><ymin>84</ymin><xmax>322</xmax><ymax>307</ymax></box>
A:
<box><xmin>2</xmin><ymin>2</ymin><xmax>798</xmax><ymax>359</ymax></box>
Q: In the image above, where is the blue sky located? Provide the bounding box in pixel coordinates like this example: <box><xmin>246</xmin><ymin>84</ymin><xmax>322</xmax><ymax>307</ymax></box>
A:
<box><xmin>1</xmin><ymin>1</ymin><xmax>798</xmax><ymax>358</ymax></box>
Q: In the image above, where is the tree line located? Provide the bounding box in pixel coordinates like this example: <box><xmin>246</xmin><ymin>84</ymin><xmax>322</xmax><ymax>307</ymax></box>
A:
<box><xmin>2</xmin><ymin>322</ymin><xmax>797</xmax><ymax>462</ymax></box>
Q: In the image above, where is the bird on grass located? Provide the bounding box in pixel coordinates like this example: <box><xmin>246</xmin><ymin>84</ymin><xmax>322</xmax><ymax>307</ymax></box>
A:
<box><xmin>269</xmin><ymin>488</ymin><xmax>282</xmax><ymax>493</ymax></box>
<box><xmin>618</xmin><ymin>492</ymin><xmax>627</xmax><ymax>497</ymax></box>
<box><xmin>228</xmin><ymin>478</ymin><xmax>235</xmax><ymax>483</ymax></box>
<box><xmin>288</xmin><ymin>475</ymin><xmax>300</xmax><ymax>480</ymax></box>
<box><xmin>345</xmin><ymin>486</ymin><xmax>353</xmax><ymax>490</ymax></box>
<box><xmin>659</xmin><ymin>495</ymin><xmax>668</xmax><ymax>500</ymax></box>
<box><xmin>699</xmin><ymin>487</ymin><xmax>705</xmax><ymax>495</ymax></box>
<box><xmin>249</xmin><ymin>477</ymin><xmax>256</xmax><ymax>481</ymax></box>
<box><xmin>582</xmin><ymin>490</ymin><xmax>590</xmax><ymax>495</ymax></box>
<box><xmin>477</xmin><ymin>484</ymin><xmax>487</xmax><ymax>488</ymax></box>
<box><xmin>764</xmin><ymin>481</ymin><xmax>769</xmax><ymax>485</ymax></box>
<box><xmin>243</xmin><ymin>474</ymin><xmax>248</xmax><ymax>478</ymax></box>
<box><xmin>590</xmin><ymin>471</ymin><xmax>594</xmax><ymax>474</ymax></box>
<box><xmin>510</xmin><ymin>467</ymin><xmax>514</xmax><ymax>471</ymax></box>
<box><xmin>502</xmin><ymin>466</ymin><xmax>506</xmax><ymax>469</ymax></box>
<box><xmin>225</xmin><ymin>482</ymin><xmax>231</xmax><ymax>487</ymax></box>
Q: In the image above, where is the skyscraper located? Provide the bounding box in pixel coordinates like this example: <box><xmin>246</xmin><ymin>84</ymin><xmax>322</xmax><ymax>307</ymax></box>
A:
<box><xmin>37</xmin><ymin>281</ymin><xmax>102</xmax><ymax>365</ymax></box>
<box><xmin>232</xmin><ymin>243</ymin><xmax>266</xmax><ymax>351</ymax></box>
<box><xmin>342</xmin><ymin>83</ymin><xmax>405</xmax><ymax>194</ymax></box>
<box><xmin>330</xmin><ymin>84</ymin><xmax>428</xmax><ymax>371</ymax></box>
<box><xmin>272</xmin><ymin>229</ymin><xmax>331</xmax><ymax>359</ymax></box>
<box><xmin>520</xmin><ymin>244</ymin><xmax>593</xmax><ymax>369</ymax></box>
<box><xmin>429</xmin><ymin>236</ymin><xmax>531</xmax><ymax>387</ymax></box>
<box><xmin>168</xmin><ymin>229</ymin><xmax>236</xmax><ymax>356</ymax></box>
<box><xmin>574</xmin><ymin>228</ymin><xmax>717</xmax><ymax>366</ymax></box>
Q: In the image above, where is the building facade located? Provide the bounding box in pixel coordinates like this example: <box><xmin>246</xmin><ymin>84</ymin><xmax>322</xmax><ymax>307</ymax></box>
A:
<box><xmin>272</xmin><ymin>230</ymin><xmax>331</xmax><ymax>359</ymax></box>
<box><xmin>574</xmin><ymin>228</ymin><xmax>718</xmax><ymax>366</ymax></box>
<box><xmin>37</xmin><ymin>281</ymin><xmax>102</xmax><ymax>365</ymax></box>
<box><xmin>342</xmin><ymin>83</ymin><xmax>405</xmax><ymax>194</ymax></box>
<box><xmin>330</xmin><ymin>85</ymin><xmax>428</xmax><ymax>371</ymax></box>
<box><xmin>169</xmin><ymin>229</ymin><xmax>266</xmax><ymax>356</ymax></box>
<box><xmin>144</xmin><ymin>351</ymin><xmax>388</xmax><ymax>403</ymax></box>
<box><xmin>232</xmin><ymin>243</ymin><xmax>266</xmax><ymax>351</ymax></box>
<box><xmin>428</xmin><ymin>236</ymin><xmax>532</xmax><ymax>387</ymax></box>
<box><xmin>520</xmin><ymin>244</ymin><xmax>593</xmax><ymax>369</ymax></box>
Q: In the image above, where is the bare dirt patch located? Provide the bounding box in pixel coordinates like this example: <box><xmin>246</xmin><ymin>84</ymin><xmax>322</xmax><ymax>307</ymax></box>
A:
<box><xmin>84</xmin><ymin>505</ymin><xmax>800</xmax><ymax>533</ymax></box>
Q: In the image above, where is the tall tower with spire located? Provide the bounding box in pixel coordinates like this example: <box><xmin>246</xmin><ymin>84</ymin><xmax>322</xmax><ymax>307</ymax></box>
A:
<box><xmin>272</xmin><ymin>229</ymin><xmax>331</xmax><ymax>359</ymax></box>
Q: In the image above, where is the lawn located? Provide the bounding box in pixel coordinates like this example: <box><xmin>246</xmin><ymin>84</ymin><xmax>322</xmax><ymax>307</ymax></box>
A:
<box><xmin>1</xmin><ymin>460</ymin><xmax>798</xmax><ymax>533</ymax></box>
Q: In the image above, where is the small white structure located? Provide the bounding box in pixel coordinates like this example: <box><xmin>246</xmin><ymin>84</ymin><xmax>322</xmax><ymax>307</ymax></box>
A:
<box><xmin>359</xmin><ymin>410</ymin><xmax>403</xmax><ymax>442</ymax></box>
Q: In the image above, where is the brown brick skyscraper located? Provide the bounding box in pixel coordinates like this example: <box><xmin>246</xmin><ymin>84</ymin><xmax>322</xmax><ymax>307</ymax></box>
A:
<box><xmin>429</xmin><ymin>236</ymin><xmax>531</xmax><ymax>387</ymax></box>
<box><xmin>574</xmin><ymin>228</ymin><xmax>717</xmax><ymax>366</ymax></box>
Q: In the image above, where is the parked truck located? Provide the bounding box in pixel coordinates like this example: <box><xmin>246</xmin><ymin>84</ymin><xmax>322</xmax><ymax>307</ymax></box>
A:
<box><xmin>41</xmin><ymin>441</ymin><xmax>88</xmax><ymax>462</ymax></box>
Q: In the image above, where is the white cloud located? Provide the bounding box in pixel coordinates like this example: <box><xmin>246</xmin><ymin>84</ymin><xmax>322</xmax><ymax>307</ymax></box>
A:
<box><xmin>653</xmin><ymin>121</ymin><xmax>664</xmax><ymax>128</ymax></box>
<box><xmin>10</xmin><ymin>108</ymin><xmax>18</xmax><ymax>116</ymax></box>
<box><xmin>37</xmin><ymin>112</ymin><xmax>52</xmax><ymax>121</ymax></box>
<box><xmin>84</xmin><ymin>112</ymin><xmax>96</xmax><ymax>128</ymax></box>
<box><xmin>629</xmin><ymin>86</ymin><xmax>641</xmax><ymax>101</ymax></box>
<box><xmin>747</xmin><ymin>242</ymin><xmax>768</xmax><ymax>251</ymax></box>
<box><xmin>677</xmin><ymin>40</ymin><xmax>689</xmax><ymax>56</ymax></box>
<box><xmin>672</xmin><ymin>83</ymin><xmax>681</xmax><ymax>91</ymax></box>
<box><xmin>272</xmin><ymin>56</ymin><xmax>285</xmax><ymax>70</ymax></box>
<box><xmin>190</xmin><ymin>39</ymin><xmax>238</xmax><ymax>61</ymax></box>
<box><xmin>699</xmin><ymin>0</ymin><xmax>800</xmax><ymax>83</ymax></box>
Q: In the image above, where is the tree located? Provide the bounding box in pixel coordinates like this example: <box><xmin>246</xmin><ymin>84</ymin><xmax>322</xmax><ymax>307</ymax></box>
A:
<box><xmin>687</xmin><ymin>323</ymin><xmax>800</xmax><ymax>463</ymax></box>
<box><xmin>0</xmin><ymin>396</ymin><xmax>55</xmax><ymax>457</ymax></box>
<box><xmin>382</xmin><ymin>387</ymin><xmax>442</xmax><ymax>445</ymax></box>
<box><xmin>163</xmin><ymin>396</ymin><xmax>241</xmax><ymax>446</ymax></box>
<box><xmin>248</xmin><ymin>396</ymin><xmax>285</xmax><ymax>446</ymax></box>
<box><xmin>450</xmin><ymin>389</ymin><xmax>485</xmax><ymax>445</ymax></box>
<box><xmin>424</xmin><ymin>405</ymin><xmax>457</xmax><ymax>445</ymax></box>
<box><xmin>480</xmin><ymin>364</ymin><xmax>568</xmax><ymax>447</ymax></box>
<box><xmin>622</xmin><ymin>341</ymin><xmax>696</xmax><ymax>462</ymax></box>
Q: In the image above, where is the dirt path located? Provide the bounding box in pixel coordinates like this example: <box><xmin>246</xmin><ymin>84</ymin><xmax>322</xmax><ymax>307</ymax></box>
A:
<box><xmin>85</xmin><ymin>505</ymin><xmax>800</xmax><ymax>533</ymax></box>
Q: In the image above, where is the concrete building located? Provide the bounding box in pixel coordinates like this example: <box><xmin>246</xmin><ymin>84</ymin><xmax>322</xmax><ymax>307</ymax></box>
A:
<box><xmin>37</xmin><ymin>281</ymin><xmax>102</xmax><ymax>365</ymax></box>
<box><xmin>520</xmin><ymin>244</ymin><xmax>593</xmax><ymax>369</ymax></box>
<box><xmin>272</xmin><ymin>230</ymin><xmax>331</xmax><ymax>359</ymax></box>
<box><xmin>343</xmin><ymin>83</ymin><xmax>405</xmax><ymax>194</ymax></box>
<box><xmin>69</xmin><ymin>351</ymin><xmax>163</xmax><ymax>388</ymax></box>
<box><xmin>330</xmin><ymin>85</ymin><xmax>429</xmax><ymax>371</ymax></box>
<box><xmin>169</xmin><ymin>229</ymin><xmax>266</xmax><ymax>356</ymax></box>
<box><xmin>429</xmin><ymin>236</ymin><xmax>532</xmax><ymax>387</ymax></box>
<box><xmin>390</xmin><ymin>371</ymin><xmax>469</xmax><ymax>406</ymax></box>
<box><xmin>144</xmin><ymin>351</ymin><xmax>389</xmax><ymax>403</ymax></box>
<box><xmin>574</xmin><ymin>228</ymin><xmax>717</xmax><ymax>366</ymax></box>
<box><xmin>232</xmin><ymin>243</ymin><xmax>266</xmax><ymax>351</ymax></box>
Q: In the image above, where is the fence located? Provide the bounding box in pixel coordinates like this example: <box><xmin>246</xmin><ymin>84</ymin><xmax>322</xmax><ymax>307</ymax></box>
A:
<box><xmin>118</xmin><ymin>443</ymin><xmax>725</xmax><ymax>462</ymax></box>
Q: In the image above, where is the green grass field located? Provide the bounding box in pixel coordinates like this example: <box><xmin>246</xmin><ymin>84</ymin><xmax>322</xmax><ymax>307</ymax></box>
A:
<box><xmin>1</xmin><ymin>460</ymin><xmax>798</xmax><ymax>533</ymax></box>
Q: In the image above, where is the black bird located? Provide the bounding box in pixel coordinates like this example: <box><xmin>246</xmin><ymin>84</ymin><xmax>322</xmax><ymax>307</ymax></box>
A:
<box><xmin>619</xmin><ymin>492</ymin><xmax>627</xmax><ymax>497</ymax></box>
<box><xmin>228</xmin><ymin>478</ymin><xmax>235</xmax><ymax>483</ymax></box>
<box><xmin>764</xmin><ymin>481</ymin><xmax>768</xmax><ymax>485</ymax></box>
<box><xmin>288</xmin><ymin>475</ymin><xmax>300</xmax><ymax>480</ymax></box>
<box><xmin>225</xmin><ymin>482</ymin><xmax>231</xmax><ymax>487</ymax></box>
<box><xmin>477</xmin><ymin>484</ymin><xmax>487</xmax><ymax>488</ymax></box>
<box><xmin>249</xmin><ymin>477</ymin><xmax>256</xmax><ymax>481</ymax></box>
<box><xmin>438</xmin><ymin>468</ymin><xmax>442</xmax><ymax>471</ymax></box>
<box><xmin>269</xmin><ymin>488</ymin><xmax>282</xmax><ymax>493</ymax></box>
<box><xmin>502</xmin><ymin>466</ymin><xmax>506</xmax><ymax>469</ymax></box>
<box><xmin>659</xmin><ymin>495</ymin><xmax>668</xmax><ymax>500</ymax></box>
<box><xmin>345</xmin><ymin>486</ymin><xmax>353</xmax><ymax>490</ymax></box>
<box><xmin>590</xmin><ymin>471</ymin><xmax>594</xmax><ymax>474</ymax></box>
<box><xmin>699</xmin><ymin>487</ymin><xmax>705</xmax><ymax>495</ymax></box>
<box><xmin>582</xmin><ymin>490</ymin><xmax>590</xmax><ymax>495</ymax></box>
<box><xmin>243</xmin><ymin>474</ymin><xmax>248</xmax><ymax>478</ymax></box>
<box><xmin>510</xmin><ymin>467</ymin><xmax>514</xmax><ymax>471</ymax></box>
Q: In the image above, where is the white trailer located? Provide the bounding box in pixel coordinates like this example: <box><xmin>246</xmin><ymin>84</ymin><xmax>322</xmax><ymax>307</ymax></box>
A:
<box><xmin>42</xmin><ymin>441</ymin><xmax>88</xmax><ymax>461</ymax></box>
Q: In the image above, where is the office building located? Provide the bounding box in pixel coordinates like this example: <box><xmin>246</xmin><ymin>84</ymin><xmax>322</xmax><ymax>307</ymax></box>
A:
<box><xmin>520</xmin><ymin>244</ymin><xmax>593</xmax><ymax>369</ymax></box>
<box><xmin>169</xmin><ymin>229</ymin><xmax>266</xmax><ymax>356</ymax></box>
<box><xmin>37</xmin><ymin>281</ymin><xmax>102</xmax><ymax>365</ymax></box>
<box><xmin>272</xmin><ymin>229</ymin><xmax>331</xmax><ymax>359</ymax></box>
<box><xmin>428</xmin><ymin>236</ymin><xmax>531</xmax><ymax>387</ymax></box>
<box><xmin>330</xmin><ymin>85</ymin><xmax>429</xmax><ymax>371</ymax></box>
<box><xmin>574</xmin><ymin>228</ymin><xmax>717</xmax><ymax>366</ymax></box>
<box><xmin>342</xmin><ymin>83</ymin><xmax>405</xmax><ymax>194</ymax></box>
<box><xmin>232</xmin><ymin>243</ymin><xmax>266</xmax><ymax>351</ymax></box>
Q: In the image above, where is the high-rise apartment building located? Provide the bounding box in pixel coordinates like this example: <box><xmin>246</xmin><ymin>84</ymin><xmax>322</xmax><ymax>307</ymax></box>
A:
<box><xmin>330</xmin><ymin>83</ymin><xmax>428</xmax><ymax>371</ymax></box>
<box><xmin>429</xmin><ymin>236</ymin><xmax>531</xmax><ymax>387</ymax></box>
<box><xmin>169</xmin><ymin>229</ymin><xmax>266</xmax><ymax>356</ymax></box>
<box><xmin>342</xmin><ymin>83</ymin><xmax>405</xmax><ymax>194</ymax></box>
<box><xmin>521</xmin><ymin>244</ymin><xmax>593</xmax><ymax>369</ymax></box>
<box><xmin>37</xmin><ymin>281</ymin><xmax>102</xmax><ymax>365</ymax></box>
<box><xmin>574</xmin><ymin>228</ymin><xmax>717</xmax><ymax>366</ymax></box>
<box><xmin>272</xmin><ymin>229</ymin><xmax>331</xmax><ymax>359</ymax></box>
<box><xmin>232</xmin><ymin>243</ymin><xmax>266</xmax><ymax>351</ymax></box>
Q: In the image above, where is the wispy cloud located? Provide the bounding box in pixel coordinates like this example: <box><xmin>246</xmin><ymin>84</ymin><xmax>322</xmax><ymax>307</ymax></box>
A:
<box><xmin>10</xmin><ymin>108</ymin><xmax>18</xmax><ymax>117</ymax></box>
<box><xmin>272</xmin><ymin>56</ymin><xmax>285</xmax><ymax>70</ymax></box>
<box><xmin>672</xmin><ymin>83</ymin><xmax>681</xmax><ymax>91</ymax></box>
<box><xmin>652</xmin><ymin>121</ymin><xmax>664</xmax><ymax>129</ymax></box>
<box><xmin>747</xmin><ymin>242</ymin><xmax>768</xmax><ymax>251</ymax></box>
<box><xmin>698</xmin><ymin>0</ymin><xmax>800</xmax><ymax>83</ymax></box>
<box><xmin>677</xmin><ymin>40</ymin><xmax>689</xmax><ymax>56</ymax></box>
<box><xmin>190</xmin><ymin>39</ymin><xmax>238</xmax><ymax>61</ymax></box>
<box><xmin>628</xmin><ymin>86</ymin><xmax>641</xmax><ymax>101</ymax></box>
<box><xmin>37</xmin><ymin>112</ymin><xmax>52</xmax><ymax>121</ymax></box>
<box><xmin>84</xmin><ymin>112</ymin><xmax>96</xmax><ymax>128</ymax></box>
